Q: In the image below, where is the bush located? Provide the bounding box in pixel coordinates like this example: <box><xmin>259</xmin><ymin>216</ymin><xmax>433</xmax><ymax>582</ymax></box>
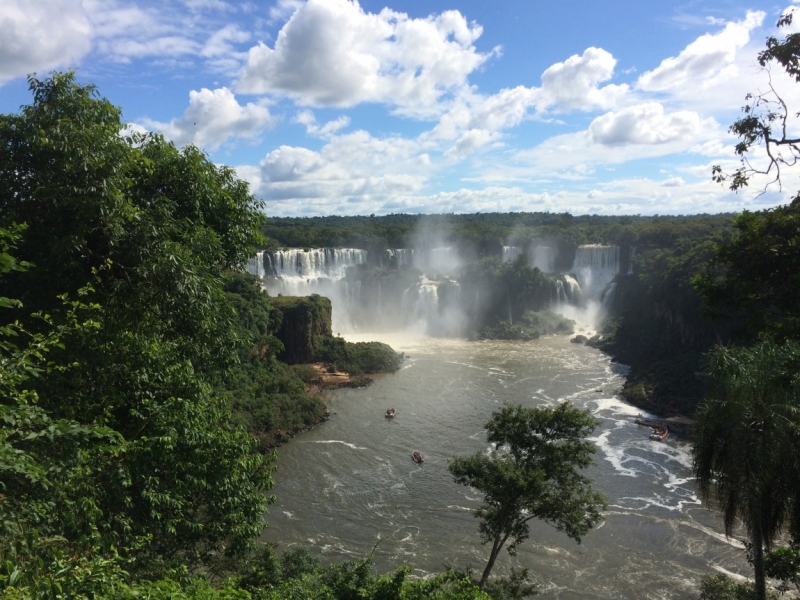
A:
<box><xmin>314</xmin><ymin>336</ymin><xmax>402</xmax><ymax>375</ymax></box>
<box><xmin>699</xmin><ymin>574</ymin><xmax>766</xmax><ymax>599</ymax></box>
<box><xmin>289</xmin><ymin>363</ymin><xmax>322</xmax><ymax>383</ymax></box>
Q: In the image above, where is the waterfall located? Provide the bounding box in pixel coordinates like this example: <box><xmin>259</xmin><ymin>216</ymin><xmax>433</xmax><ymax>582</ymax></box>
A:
<box><xmin>401</xmin><ymin>280</ymin><xmax>439</xmax><ymax>322</ymax></box>
<box><xmin>555</xmin><ymin>280</ymin><xmax>566</xmax><ymax>304</ymax></box>
<box><xmin>246</xmin><ymin>251</ymin><xmax>265</xmax><ymax>278</ymax></box>
<box><xmin>529</xmin><ymin>246</ymin><xmax>555</xmax><ymax>273</ymax></box>
<box><xmin>502</xmin><ymin>246</ymin><xmax>522</xmax><ymax>263</ymax></box>
<box><xmin>601</xmin><ymin>282</ymin><xmax>618</xmax><ymax>310</ymax></box>
<box><xmin>571</xmin><ymin>244</ymin><xmax>620</xmax><ymax>301</ymax></box>
<box><xmin>260</xmin><ymin>248</ymin><xmax>368</xmax><ymax>331</ymax></box>
<box><xmin>627</xmin><ymin>247</ymin><xmax>636</xmax><ymax>275</ymax></box>
<box><xmin>554</xmin><ymin>274</ymin><xmax>582</xmax><ymax>305</ymax></box>
<box><xmin>265</xmin><ymin>248</ymin><xmax>367</xmax><ymax>279</ymax></box>
<box><xmin>563</xmin><ymin>274</ymin><xmax>581</xmax><ymax>301</ymax></box>
<box><xmin>384</xmin><ymin>249</ymin><xmax>414</xmax><ymax>267</ymax></box>
<box><xmin>343</xmin><ymin>280</ymin><xmax>362</xmax><ymax>304</ymax></box>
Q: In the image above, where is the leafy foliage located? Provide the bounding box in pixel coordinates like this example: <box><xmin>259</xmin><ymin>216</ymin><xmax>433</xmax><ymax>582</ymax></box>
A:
<box><xmin>0</xmin><ymin>225</ymin><xmax>128</xmax><ymax>599</ymax></box>
<box><xmin>475</xmin><ymin>311</ymin><xmax>575</xmax><ymax>341</ymax></box>
<box><xmin>692</xmin><ymin>340</ymin><xmax>800</xmax><ymax>599</ymax></box>
<box><xmin>449</xmin><ymin>403</ymin><xmax>606</xmax><ymax>588</ymax></box>
<box><xmin>313</xmin><ymin>337</ymin><xmax>401</xmax><ymax>376</ymax></box>
<box><xmin>694</xmin><ymin>197</ymin><xmax>800</xmax><ymax>341</ymax></box>
<box><xmin>699</xmin><ymin>574</ymin><xmax>765</xmax><ymax>600</ymax></box>
<box><xmin>764</xmin><ymin>543</ymin><xmax>800</xmax><ymax>594</ymax></box>
<box><xmin>220</xmin><ymin>273</ymin><xmax>326</xmax><ymax>448</ymax></box>
<box><xmin>597</xmin><ymin>224</ymin><xmax>737</xmax><ymax>415</ymax></box>
<box><xmin>460</xmin><ymin>257</ymin><xmax>559</xmax><ymax>333</ymax></box>
<box><xmin>0</xmin><ymin>72</ymin><xmax>274</xmax><ymax>583</ymax></box>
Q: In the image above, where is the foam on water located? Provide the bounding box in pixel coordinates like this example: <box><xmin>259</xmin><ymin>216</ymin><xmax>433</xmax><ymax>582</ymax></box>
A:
<box><xmin>264</xmin><ymin>335</ymin><xmax>751</xmax><ymax>598</ymax></box>
<box><xmin>311</xmin><ymin>440</ymin><xmax>368</xmax><ymax>450</ymax></box>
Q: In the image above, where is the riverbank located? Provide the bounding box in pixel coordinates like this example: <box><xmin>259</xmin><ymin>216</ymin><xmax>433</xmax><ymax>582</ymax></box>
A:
<box><xmin>304</xmin><ymin>362</ymin><xmax>378</xmax><ymax>394</ymax></box>
<box><xmin>258</xmin><ymin>363</ymin><xmax>380</xmax><ymax>449</ymax></box>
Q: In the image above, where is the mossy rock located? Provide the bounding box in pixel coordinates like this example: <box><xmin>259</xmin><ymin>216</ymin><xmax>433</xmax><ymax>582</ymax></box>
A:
<box><xmin>270</xmin><ymin>294</ymin><xmax>332</xmax><ymax>363</ymax></box>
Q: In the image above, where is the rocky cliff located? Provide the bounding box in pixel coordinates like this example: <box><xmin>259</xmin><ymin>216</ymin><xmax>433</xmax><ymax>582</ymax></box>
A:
<box><xmin>270</xmin><ymin>294</ymin><xmax>332</xmax><ymax>364</ymax></box>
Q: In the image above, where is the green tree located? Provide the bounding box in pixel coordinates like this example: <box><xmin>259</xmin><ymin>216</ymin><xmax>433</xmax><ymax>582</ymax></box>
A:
<box><xmin>711</xmin><ymin>9</ymin><xmax>800</xmax><ymax>192</ymax></box>
<box><xmin>764</xmin><ymin>543</ymin><xmax>800</xmax><ymax>594</ymax></box>
<box><xmin>698</xmin><ymin>574</ymin><xmax>762</xmax><ymax>600</ymax></box>
<box><xmin>0</xmin><ymin>73</ymin><xmax>273</xmax><ymax>577</ymax></box>
<box><xmin>219</xmin><ymin>272</ymin><xmax>325</xmax><ymax>448</ymax></box>
<box><xmin>693</xmin><ymin>198</ymin><xmax>800</xmax><ymax>341</ymax></box>
<box><xmin>699</xmin><ymin>6</ymin><xmax>800</xmax><ymax>342</ymax></box>
<box><xmin>692</xmin><ymin>340</ymin><xmax>800</xmax><ymax>600</ymax></box>
<box><xmin>448</xmin><ymin>403</ymin><xmax>607</xmax><ymax>589</ymax></box>
<box><xmin>0</xmin><ymin>224</ymin><xmax>128</xmax><ymax>598</ymax></box>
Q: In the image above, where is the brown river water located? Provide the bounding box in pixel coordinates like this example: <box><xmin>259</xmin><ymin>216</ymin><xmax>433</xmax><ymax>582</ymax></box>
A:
<box><xmin>262</xmin><ymin>333</ymin><xmax>749</xmax><ymax>599</ymax></box>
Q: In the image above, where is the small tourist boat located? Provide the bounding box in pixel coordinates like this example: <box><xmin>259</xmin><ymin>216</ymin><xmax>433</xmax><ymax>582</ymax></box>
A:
<box><xmin>385</xmin><ymin>408</ymin><xmax>396</xmax><ymax>418</ymax></box>
<box><xmin>411</xmin><ymin>451</ymin><xmax>424</xmax><ymax>463</ymax></box>
<box><xmin>650</xmin><ymin>427</ymin><xmax>669</xmax><ymax>442</ymax></box>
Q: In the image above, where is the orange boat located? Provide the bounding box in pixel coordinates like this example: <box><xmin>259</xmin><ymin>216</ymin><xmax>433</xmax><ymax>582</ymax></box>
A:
<box><xmin>650</xmin><ymin>427</ymin><xmax>669</xmax><ymax>442</ymax></box>
<box><xmin>411</xmin><ymin>451</ymin><xmax>424</xmax><ymax>463</ymax></box>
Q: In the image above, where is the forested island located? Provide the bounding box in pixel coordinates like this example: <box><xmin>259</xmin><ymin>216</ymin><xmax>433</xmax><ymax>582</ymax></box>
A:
<box><xmin>3</xmin><ymin>15</ymin><xmax>800</xmax><ymax>599</ymax></box>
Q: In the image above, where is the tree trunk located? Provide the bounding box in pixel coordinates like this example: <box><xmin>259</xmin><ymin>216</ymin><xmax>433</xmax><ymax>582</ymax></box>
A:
<box><xmin>479</xmin><ymin>531</ymin><xmax>509</xmax><ymax>589</ymax></box>
<box><xmin>752</xmin><ymin>528</ymin><xmax>767</xmax><ymax>600</ymax></box>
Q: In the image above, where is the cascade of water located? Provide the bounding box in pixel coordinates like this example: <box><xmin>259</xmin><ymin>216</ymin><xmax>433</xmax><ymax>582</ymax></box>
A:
<box><xmin>501</xmin><ymin>246</ymin><xmax>522</xmax><ymax>263</ymax></box>
<box><xmin>529</xmin><ymin>246</ymin><xmax>555</xmax><ymax>273</ymax></box>
<box><xmin>563</xmin><ymin>274</ymin><xmax>582</xmax><ymax>301</ymax></box>
<box><xmin>555</xmin><ymin>280</ymin><xmax>566</xmax><ymax>304</ymax></box>
<box><xmin>385</xmin><ymin>249</ymin><xmax>414</xmax><ymax>267</ymax></box>
<box><xmin>262</xmin><ymin>248</ymin><xmax>368</xmax><ymax>332</ymax></box>
<box><xmin>401</xmin><ymin>281</ymin><xmax>438</xmax><ymax>322</ymax></box>
<box><xmin>627</xmin><ymin>247</ymin><xmax>636</xmax><ymax>275</ymax></box>
<box><xmin>266</xmin><ymin>248</ymin><xmax>367</xmax><ymax>279</ymax></box>
<box><xmin>571</xmin><ymin>244</ymin><xmax>620</xmax><ymax>301</ymax></box>
<box><xmin>553</xmin><ymin>274</ymin><xmax>582</xmax><ymax>305</ymax></box>
<box><xmin>246</xmin><ymin>251</ymin><xmax>265</xmax><ymax>278</ymax></box>
<box><xmin>601</xmin><ymin>282</ymin><xmax>617</xmax><ymax>310</ymax></box>
<box><xmin>344</xmin><ymin>280</ymin><xmax>362</xmax><ymax>304</ymax></box>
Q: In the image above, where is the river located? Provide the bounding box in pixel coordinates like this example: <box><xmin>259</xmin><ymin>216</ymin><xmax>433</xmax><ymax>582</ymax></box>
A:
<box><xmin>263</xmin><ymin>333</ymin><xmax>749</xmax><ymax>599</ymax></box>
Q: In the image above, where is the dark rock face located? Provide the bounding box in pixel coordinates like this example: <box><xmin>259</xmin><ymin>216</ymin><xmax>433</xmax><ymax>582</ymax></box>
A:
<box><xmin>571</xmin><ymin>335</ymin><xmax>589</xmax><ymax>344</ymax></box>
<box><xmin>271</xmin><ymin>294</ymin><xmax>332</xmax><ymax>363</ymax></box>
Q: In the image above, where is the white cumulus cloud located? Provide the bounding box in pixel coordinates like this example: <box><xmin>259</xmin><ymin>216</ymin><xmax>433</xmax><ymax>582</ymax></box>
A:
<box><xmin>293</xmin><ymin>110</ymin><xmax>351</xmax><ymax>138</ymax></box>
<box><xmin>140</xmin><ymin>87</ymin><xmax>275</xmax><ymax>150</ymax></box>
<box><xmin>237</xmin><ymin>0</ymin><xmax>494</xmax><ymax>114</ymax></box>
<box><xmin>637</xmin><ymin>11</ymin><xmax>765</xmax><ymax>93</ymax></box>
<box><xmin>248</xmin><ymin>129</ymin><xmax>431</xmax><ymax>208</ymax></box>
<box><xmin>537</xmin><ymin>47</ymin><xmax>630</xmax><ymax>112</ymax></box>
<box><xmin>428</xmin><ymin>46</ymin><xmax>632</xmax><ymax>158</ymax></box>
<box><xmin>588</xmin><ymin>103</ymin><xmax>705</xmax><ymax>146</ymax></box>
<box><xmin>0</xmin><ymin>0</ymin><xmax>92</xmax><ymax>83</ymax></box>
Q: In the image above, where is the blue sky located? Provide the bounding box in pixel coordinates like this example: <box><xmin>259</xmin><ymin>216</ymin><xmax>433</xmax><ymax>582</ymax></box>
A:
<box><xmin>2</xmin><ymin>0</ymin><xmax>800</xmax><ymax>216</ymax></box>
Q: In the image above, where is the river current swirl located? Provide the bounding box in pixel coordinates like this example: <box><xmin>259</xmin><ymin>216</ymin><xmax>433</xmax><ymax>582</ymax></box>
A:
<box><xmin>263</xmin><ymin>333</ymin><xmax>748</xmax><ymax>599</ymax></box>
